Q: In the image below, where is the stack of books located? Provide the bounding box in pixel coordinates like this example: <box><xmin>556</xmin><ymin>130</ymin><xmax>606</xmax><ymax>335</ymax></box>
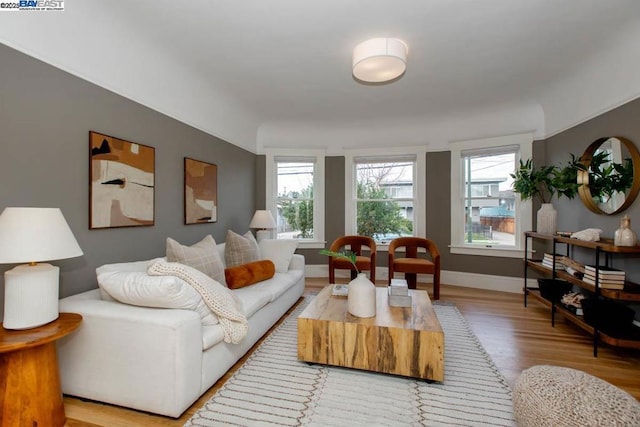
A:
<box><xmin>583</xmin><ymin>265</ymin><xmax>626</xmax><ymax>290</ymax></box>
<box><xmin>388</xmin><ymin>279</ymin><xmax>412</xmax><ymax>307</ymax></box>
<box><xmin>542</xmin><ymin>253</ymin><xmax>565</xmax><ymax>271</ymax></box>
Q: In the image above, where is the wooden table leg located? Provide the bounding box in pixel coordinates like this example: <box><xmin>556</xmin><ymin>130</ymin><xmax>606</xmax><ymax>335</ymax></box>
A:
<box><xmin>0</xmin><ymin>342</ymin><xmax>65</xmax><ymax>427</ymax></box>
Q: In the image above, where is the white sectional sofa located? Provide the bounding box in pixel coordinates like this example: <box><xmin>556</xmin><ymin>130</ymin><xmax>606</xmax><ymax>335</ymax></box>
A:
<box><xmin>58</xmin><ymin>238</ymin><xmax>305</xmax><ymax>418</ymax></box>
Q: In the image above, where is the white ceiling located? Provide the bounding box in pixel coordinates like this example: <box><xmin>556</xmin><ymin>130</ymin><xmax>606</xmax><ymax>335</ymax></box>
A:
<box><xmin>2</xmin><ymin>0</ymin><xmax>640</xmax><ymax>153</ymax></box>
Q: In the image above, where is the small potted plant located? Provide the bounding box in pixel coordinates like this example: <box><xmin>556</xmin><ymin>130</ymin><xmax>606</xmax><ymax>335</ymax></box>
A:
<box><xmin>319</xmin><ymin>249</ymin><xmax>376</xmax><ymax>317</ymax></box>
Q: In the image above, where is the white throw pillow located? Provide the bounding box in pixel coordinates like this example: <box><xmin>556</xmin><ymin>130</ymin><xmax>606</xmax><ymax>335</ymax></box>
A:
<box><xmin>97</xmin><ymin>260</ymin><xmax>219</xmax><ymax>325</ymax></box>
<box><xmin>258</xmin><ymin>239</ymin><xmax>298</xmax><ymax>273</ymax></box>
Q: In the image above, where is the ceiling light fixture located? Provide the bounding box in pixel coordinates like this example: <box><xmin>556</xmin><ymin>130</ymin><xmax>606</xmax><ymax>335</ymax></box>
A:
<box><xmin>352</xmin><ymin>38</ymin><xmax>408</xmax><ymax>84</ymax></box>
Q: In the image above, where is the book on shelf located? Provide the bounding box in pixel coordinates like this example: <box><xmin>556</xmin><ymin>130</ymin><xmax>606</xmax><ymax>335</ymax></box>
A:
<box><xmin>541</xmin><ymin>253</ymin><xmax>565</xmax><ymax>270</ymax></box>
<box><xmin>584</xmin><ymin>265</ymin><xmax>625</xmax><ymax>278</ymax></box>
<box><xmin>582</xmin><ymin>276</ymin><xmax>625</xmax><ymax>289</ymax></box>
<box><xmin>583</xmin><ymin>272</ymin><xmax>625</xmax><ymax>283</ymax></box>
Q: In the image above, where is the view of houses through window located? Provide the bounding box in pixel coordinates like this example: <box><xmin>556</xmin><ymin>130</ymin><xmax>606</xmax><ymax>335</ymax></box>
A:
<box><xmin>276</xmin><ymin>161</ymin><xmax>314</xmax><ymax>239</ymax></box>
<box><xmin>355</xmin><ymin>158</ymin><xmax>415</xmax><ymax>243</ymax></box>
<box><xmin>462</xmin><ymin>151</ymin><xmax>516</xmax><ymax>246</ymax></box>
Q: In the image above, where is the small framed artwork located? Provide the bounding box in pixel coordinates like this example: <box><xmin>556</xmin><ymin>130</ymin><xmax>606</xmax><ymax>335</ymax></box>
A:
<box><xmin>184</xmin><ymin>157</ymin><xmax>218</xmax><ymax>224</ymax></box>
<box><xmin>89</xmin><ymin>131</ymin><xmax>155</xmax><ymax>229</ymax></box>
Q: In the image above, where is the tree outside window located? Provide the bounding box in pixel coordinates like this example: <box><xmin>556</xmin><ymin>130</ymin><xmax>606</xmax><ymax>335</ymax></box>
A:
<box><xmin>277</xmin><ymin>161</ymin><xmax>314</xmax><ymax>239</ymax></box>
<box><xmin>355</xmin><ymin>161</ymin><xmax>414</xmax><ymax>243</ymax></box>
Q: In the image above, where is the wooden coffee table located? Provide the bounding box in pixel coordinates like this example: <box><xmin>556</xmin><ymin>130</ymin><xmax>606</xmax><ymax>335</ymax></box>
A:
<box><xmin>297</xmin><ymin>285</ymin><xmax>444</xmax><ymax>381</ymax></box>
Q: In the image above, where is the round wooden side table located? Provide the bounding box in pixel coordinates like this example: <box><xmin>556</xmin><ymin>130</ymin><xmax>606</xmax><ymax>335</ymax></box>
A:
<box><xmin>0</xmin><ymin>312</ymin><xmax>82</xmax><ymax>427</ymax></box>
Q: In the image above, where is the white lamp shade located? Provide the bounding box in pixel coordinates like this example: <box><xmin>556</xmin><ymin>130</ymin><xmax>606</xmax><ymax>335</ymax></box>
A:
<box><xmin>353</xmin><ymin>38</ymin><xmax>408</xmax><ymax>83</ymax></box>
<box><xmin>249</xmin><ymin>210</ymin><xmax>276</xmax><ymax>229</ymax></box>
<box><xmin>0</xmin><ymin>207</ymin><xmax>83</xmax><ymax>264</ymax></box>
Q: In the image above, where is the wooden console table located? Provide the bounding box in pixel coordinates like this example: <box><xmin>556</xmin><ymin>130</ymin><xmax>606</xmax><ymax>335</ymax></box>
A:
<box><xmin>298</xmin><ymin>285</ymin><xmax>444</xmax><ymax>381</ymax></box>
<box><xmin>0</xmin><ymin>312</ymin><xmax>82</xmax><ymax>427</ymax></box>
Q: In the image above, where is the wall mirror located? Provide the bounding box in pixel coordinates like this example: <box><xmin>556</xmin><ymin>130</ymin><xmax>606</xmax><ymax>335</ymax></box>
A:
<box><xmin>577</xmin><ymin>136</ymin><xmax>640</xmax><ymax>215</ymax></box>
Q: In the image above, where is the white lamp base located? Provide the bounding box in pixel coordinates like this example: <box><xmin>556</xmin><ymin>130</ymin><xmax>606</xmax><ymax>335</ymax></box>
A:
<box><xmin>255</xmin><ymin>229</ymin><xmax>272</xmax><ymax>242</ymax></box>
<box><xmin>3</xmin><ymin>263</ymin><xmax>60</xmax><ymax>330</ymax></box>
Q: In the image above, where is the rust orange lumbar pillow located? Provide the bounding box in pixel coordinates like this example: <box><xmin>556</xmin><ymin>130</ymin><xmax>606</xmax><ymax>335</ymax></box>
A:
<box><xmin>225</xmin><ymin>260</ymin><xmax>275</xmax><ymax>289</ymax></box>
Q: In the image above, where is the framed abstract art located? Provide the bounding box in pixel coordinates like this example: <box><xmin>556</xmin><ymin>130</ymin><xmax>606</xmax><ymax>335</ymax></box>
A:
<box><xmin>184</xmin><ymin>157</ymin><xmax>218</xmax><ymax>224</ymax></box>
<box><xmin>89</xmin><ymin>131</ymin><xmax>155</xmax><ymax>229</ymax></box>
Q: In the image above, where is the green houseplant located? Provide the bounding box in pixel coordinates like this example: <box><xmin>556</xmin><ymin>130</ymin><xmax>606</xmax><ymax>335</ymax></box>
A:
<box><xmin>510</xmin><ymin>158</ymin><xmax>580</xmax><ymax>235</ymax></box>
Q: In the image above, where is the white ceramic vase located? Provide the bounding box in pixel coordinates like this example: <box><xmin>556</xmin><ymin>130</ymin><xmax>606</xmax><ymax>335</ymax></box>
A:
<box><xmin>536</xmin><ymin>203</ymin><xmax>557</xmax><ymax>235</ymax></box>
<box><xmin>347</xmin><ymin>273</ymin><xmax>377</xmax><ymax>318</ymax></box>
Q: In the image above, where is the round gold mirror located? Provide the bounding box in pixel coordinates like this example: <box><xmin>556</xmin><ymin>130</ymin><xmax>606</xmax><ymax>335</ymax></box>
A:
<box><xmin>577</xmin><ymin>136</ymin><xmax>640</xmax><ymax>215</ymax></box>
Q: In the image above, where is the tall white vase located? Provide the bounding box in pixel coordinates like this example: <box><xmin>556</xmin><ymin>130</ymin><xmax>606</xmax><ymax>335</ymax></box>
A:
<box><xmin>347</xmin><ymin>273</ymin><xmax>377</xmax><ymax>318</ymax></box>
<box><xmin>536</xmin><ymin>203</ymin><xmax>557</xmax><ymax>235</ymax></box>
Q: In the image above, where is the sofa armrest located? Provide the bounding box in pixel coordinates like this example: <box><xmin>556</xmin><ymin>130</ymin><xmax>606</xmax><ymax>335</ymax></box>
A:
<box><xmin>288</xmin><ymin>253</ymin><xmax>305</xmax><ymax>271</ymax></box>
<box><xmin>58</xmin><ymin>289</ymin><xmax>203</xmax><ymax>418</ymax></box>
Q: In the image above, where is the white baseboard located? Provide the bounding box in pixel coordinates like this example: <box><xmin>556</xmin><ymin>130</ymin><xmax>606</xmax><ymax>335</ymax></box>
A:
<box><xmin>305</xmin><ymin>265</ymin><xmax>532</xmax><ymax>294</ymax></box>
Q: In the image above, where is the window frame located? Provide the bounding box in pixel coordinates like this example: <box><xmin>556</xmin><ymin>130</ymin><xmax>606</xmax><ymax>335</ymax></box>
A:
<box><xmin>265</xmin><ymin>149</ymin><xmax>325</xmax><ymax>249</ymax></box>
<box><xmin>449</xmin><ymin>133</ymin><xmax>533</xmax><ymax>258</ymax></box>
<box><xmin>345</xmin><ymin>147</ymin><xmax>426</xmax><ymax>250</ymax></box>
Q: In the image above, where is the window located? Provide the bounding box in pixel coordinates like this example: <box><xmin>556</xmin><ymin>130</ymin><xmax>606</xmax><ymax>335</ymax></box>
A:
<box><xmin>345</xmin><ymin>149</ymin><xmax>425</xmax><ymax>245</ymax></box>
<box><xmin>265</xmin><ymin>150</ymin><xmax>324</xmax><ymax>248</ymax></box>
<box><xmin>450</xmin><ymin>133</ymin><xmax>532</xmax><ymax>257</ymax></box>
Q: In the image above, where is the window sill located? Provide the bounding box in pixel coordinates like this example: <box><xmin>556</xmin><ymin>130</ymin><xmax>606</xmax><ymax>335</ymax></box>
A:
<box><xmin>294</xmin><ymin>240</ymin><xmax>326</xmax><ymax>249</ymax></box>
<box><xmin>449</xmin><ymin>245</ymin><xmax>529</xmax><ymax>258</ymax></box>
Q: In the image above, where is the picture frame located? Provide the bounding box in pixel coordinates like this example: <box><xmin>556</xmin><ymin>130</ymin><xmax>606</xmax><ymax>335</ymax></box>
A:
<box><xmin>89</xmin><ymin>131</ymin><xmax>155</xmax><ymax>229</ymax></box>
<box><xmin>184</xmin><ymin>157</ymin><xmax>218</xmax><ymax>224</ymax></box>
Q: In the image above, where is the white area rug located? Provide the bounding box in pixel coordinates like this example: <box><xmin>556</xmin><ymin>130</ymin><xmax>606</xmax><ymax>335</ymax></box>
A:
<box><xmin>185</xmin><ymin>297</ymin><xmax>515</xmax><ymax>426</ymax></box>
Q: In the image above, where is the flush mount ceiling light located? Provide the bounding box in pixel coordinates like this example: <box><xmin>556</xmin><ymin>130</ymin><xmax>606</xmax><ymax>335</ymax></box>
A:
<box><xmin>352</xmin><ymin>38</ymin><xmax>408</xmax><ymax>83</ymax></box>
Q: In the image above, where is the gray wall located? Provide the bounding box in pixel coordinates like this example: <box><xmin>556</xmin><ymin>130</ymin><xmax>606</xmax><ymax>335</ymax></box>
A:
<box><xmin>545</xmin><ymin>97</ymin><xmax>640</xmax><ymax>282</ymax></box>
<box><xmin>0</xmin><ymin>44</ymin><xmax>256</xmax><ymax>318</ymax></box>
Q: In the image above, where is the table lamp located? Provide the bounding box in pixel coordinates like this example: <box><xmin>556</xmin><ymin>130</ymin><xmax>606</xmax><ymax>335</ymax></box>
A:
<box><xmin>249</xmin><ymin>210</ymin><xmax>276</xmax><ymax>242</ymax></box>
<box><xmin>0</xmin><ymin>207</ymin><xmax>83</xmax><ymax>330</ymax></box>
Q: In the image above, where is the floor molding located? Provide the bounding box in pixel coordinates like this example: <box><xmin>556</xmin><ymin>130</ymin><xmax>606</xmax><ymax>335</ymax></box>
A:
<box><xmin>305</xmin><ymin>265</ymin><xmax>533</xmax><ymax>294</ymax></box>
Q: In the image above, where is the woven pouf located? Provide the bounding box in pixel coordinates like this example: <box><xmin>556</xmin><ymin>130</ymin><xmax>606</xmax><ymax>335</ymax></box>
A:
<box><xmin>513</xmin><ymin>365</ymin><xmax>640</xmax><ymax>427</ymax></box>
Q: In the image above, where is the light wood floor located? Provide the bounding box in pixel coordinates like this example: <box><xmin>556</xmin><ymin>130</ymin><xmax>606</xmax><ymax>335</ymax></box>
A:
<box><xmin>64</xmin><ymin>279</ymin><xmax>640</xmax><ymax>426</ymax></box>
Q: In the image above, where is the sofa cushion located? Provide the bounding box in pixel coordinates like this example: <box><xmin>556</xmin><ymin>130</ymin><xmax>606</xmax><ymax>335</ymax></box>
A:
<box><xmin>97</xmin><ymin>265</ymin><xmax>219</xmax><ymax>326</ymax></box>
<box><xmin>258</xmin><ymin>239</ymin><xmax>299</xmax><ymax>273</ymax></box>
<box><xmin>166</xmin><ymin>235</ymin><xmax>225</xmax><ymax>285</ymax></box>
<box><xmin>224</xmin><ymin>230</ymin><xmax>260</xmax><ymax>267</ymax></box>
<box><xmin>232</xmin><ymin>285</ymin><xmax>273</xmax><ymax>318</ymax></box>
<box><xmin>225</xmin><ymin>260</ymin><xmax>275</xmax><ymax>289</ymax></box>
<box><xmin>202</xmin><ymin>324</ymin><xmax>225</xmax><ymax>351</ymax></box>
<box><xmin>96</xmin><ymin>259</ymin><xmax>159</xmax><ymax>301</ymax></box>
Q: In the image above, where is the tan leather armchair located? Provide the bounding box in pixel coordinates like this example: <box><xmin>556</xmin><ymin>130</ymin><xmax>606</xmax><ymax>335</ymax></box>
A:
<box><xmin>327</xmin><ymin>235</ymin><xmax>376</xmax><ymax>284</ymax></box>
<box><xmin>388</xmin><ymin>237</ymin><xmax>440</xmax><ymax>299</ymax></box>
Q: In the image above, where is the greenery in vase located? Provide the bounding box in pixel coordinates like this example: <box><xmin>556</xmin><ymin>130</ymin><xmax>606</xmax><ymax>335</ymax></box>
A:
<box><xmin>511</xmin><ymin>158</ymin><xmax>581</xmax><ymax>203</ymax></box>
<box><xmin>319</xmin><ymin>249</ymin><xmax>359</xmax><ymax>274</ymax></box>
<box><xmin>510</xmin><ymin>159</ymin><xmax>557</xmax><ymax>203</ymax></box>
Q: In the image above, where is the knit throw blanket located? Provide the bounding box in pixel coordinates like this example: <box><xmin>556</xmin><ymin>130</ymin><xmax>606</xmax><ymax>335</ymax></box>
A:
<box><xmin>147</xmin><ymin>260</ymin><xmax>248</xmax><ymax>344</ymax></box>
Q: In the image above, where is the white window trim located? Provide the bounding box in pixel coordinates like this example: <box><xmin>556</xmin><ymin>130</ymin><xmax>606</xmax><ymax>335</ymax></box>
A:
<box><xmin>449</xmin><ymin>133</ymin><xmax>533</xmax><ymax>258</ymax></box>
<box><xmin>344</xmin><ymin>146</ymin><xmax>426</xmax><ymax>251</ymax></box>
<box><xmin>265</xmin><ymin>148</ymin><xmax>326</xmax><ymax>249</ymax></box>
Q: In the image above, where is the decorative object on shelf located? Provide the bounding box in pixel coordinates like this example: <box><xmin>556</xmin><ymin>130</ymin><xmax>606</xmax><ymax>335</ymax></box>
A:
<box><xmin>184</xmin><ymin>157</ymin><xmax>218</xmax><ymax>225</ymax></box>
<box><xmin>577</xmin><ymin>136</ymin><xmax>640</xmax><ymax>215</ymax></box>
<box><xmin>570</xmin><ymin>228</ymin><xmax>603</xmax><ymax>242</ymax></box>
<box><xmin>0</xmin><ymin>207</ymin><xmax>83</xmax><ymax>330</ymax></box>
<box><xmin>560</xmin><ymin>292</ymin><xmax>585</xmax><ymax>316</ymax></box>
<box><xmin>536</xmin><ymin>203</ymin><xmax>557</xmax><ymax>235</ymax></box>
<box><xmin>352</xmin><ymin>38</ymin><xmax>408</xmax><ymax>84</ymax></box>
<box><xmin>319</xmin><ymin>249</ymin><xmax>376</xmax><ymax>317</ymax></box>
<box><xmin>249</xmin><ymin>210</ymin><xmax>276</xmax><ymax>242</ymax></box>
<box><xmin>614</xmin><ymin>214</ymin><xmax>637</xmax><ymax>247</ymax></box>
<box><xmin>89</xmin><ymin>131</ymin><xmax>155</xmax><ymax>229</ymax></box>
